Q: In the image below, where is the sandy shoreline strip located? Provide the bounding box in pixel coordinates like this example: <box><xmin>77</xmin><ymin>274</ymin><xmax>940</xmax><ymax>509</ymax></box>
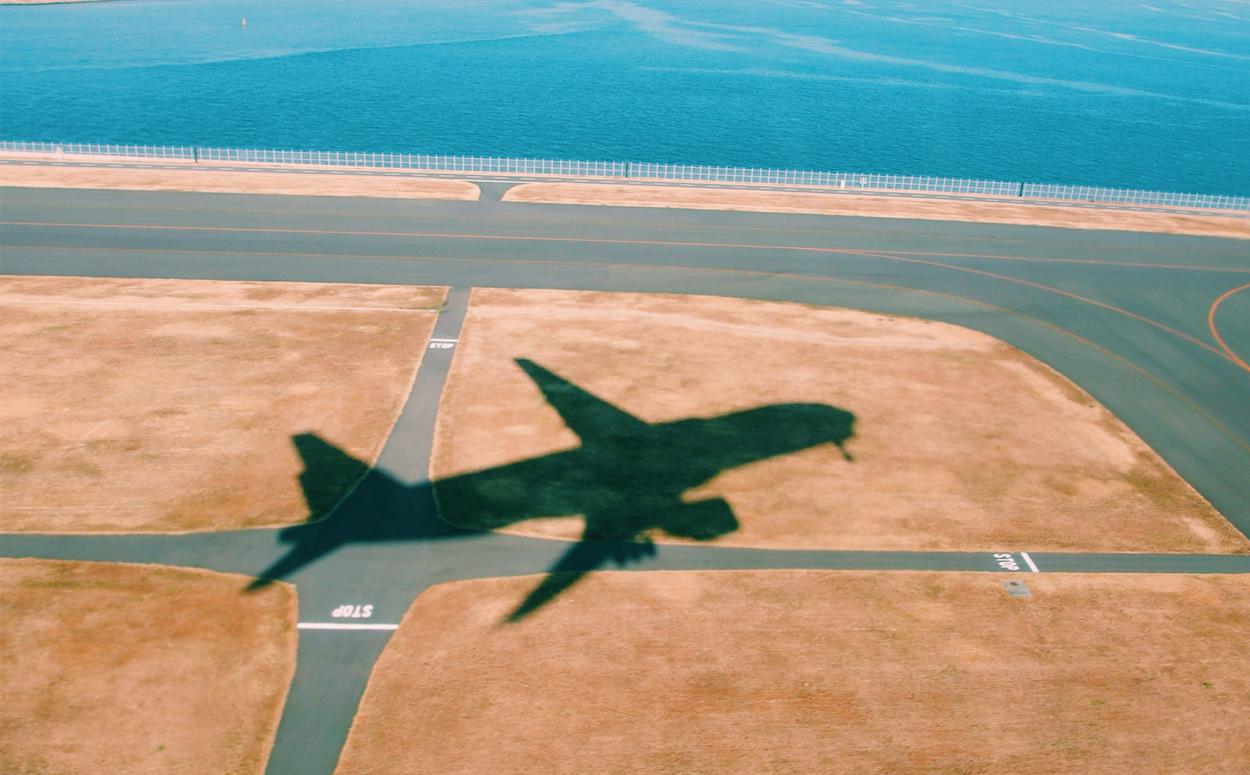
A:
<box><xmin>503</xmin><ymin>182</ymin><xmax>1250</xmax><ymax>239</ymax></box>
<box><xmin>0</xmin><ymin>163</ymin><xmax>480</xmax><ymax>201</ymax></box>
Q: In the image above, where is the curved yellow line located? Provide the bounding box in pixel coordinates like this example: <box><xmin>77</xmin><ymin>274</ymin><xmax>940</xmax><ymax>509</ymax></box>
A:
<box><xmin>1208</xmin><ymin>283</ymin><xmax>1250</xmax><ymax>373</ymax></box>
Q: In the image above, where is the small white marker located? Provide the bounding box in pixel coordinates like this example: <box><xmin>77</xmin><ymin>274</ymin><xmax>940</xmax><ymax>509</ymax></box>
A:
<box><xmin>1020</xmin><ymin>551</ymin><xmax>1040</xmax><ymax>573</ymax></box>
<box><xmin>297</xmin><ymin>622</ymin><xmax>399</xmax><ymax>631</ymax></box>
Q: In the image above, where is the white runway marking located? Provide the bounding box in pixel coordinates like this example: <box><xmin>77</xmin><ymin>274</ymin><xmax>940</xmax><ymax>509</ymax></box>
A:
<box><xmin>298</xmin><ymin>622</ymin><xmax>399</xmax><ymax>631</ymax></box>
<box><xmin>1021</xmin><ymin>551</ymin><xmax>1040</xmax><ymax>573</ymax></box>
<box><xmin>992</xmin><ymin>552</ymin><xmax>1021</xmax><ymax>571</ymax></box>
<box><xmin>332</xmin><ymin>603</ymin><xmax>374</xmax><ymax>618</ymax></box>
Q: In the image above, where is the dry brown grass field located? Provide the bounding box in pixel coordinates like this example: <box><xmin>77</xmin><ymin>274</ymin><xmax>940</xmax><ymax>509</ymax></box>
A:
<box><xmin>336</xmin><ymin>570</ymin><xmax>1250</xmax><ymax>775</ymax></box>
<box><xmin>0</xmin><ymin>276</ymin><xmax>444</xmax><ymax>532</ymax></box>
<box><xmin>0</xmin><ymin>163</ymin><xmax>480</xmax><ymax>200</ymax></box>
<box><xmin>0</xmin><ymin>558</ymin><xmax>295</xmax><ymax>775</ymax></box>
<box><xmin>431</xmin><ymin>288</ymin><xmax>1244</xmax><ymax>553</ymax></box>
<box><xmin>503</xmin><ymin>182</ymin><xmax>1250</xmax><ymax>239</ymax></box>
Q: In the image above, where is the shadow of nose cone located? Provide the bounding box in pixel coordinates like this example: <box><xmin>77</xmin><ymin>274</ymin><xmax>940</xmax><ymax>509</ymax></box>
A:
<box><xmin>747</xmin><ymin>403</ymin><xmax>857</xmax><ymax>462</ymax></box>
<box><xmin>776</xmin><ymin>403</ymin><xmax>855</xmax><ymax>444</ymax></box>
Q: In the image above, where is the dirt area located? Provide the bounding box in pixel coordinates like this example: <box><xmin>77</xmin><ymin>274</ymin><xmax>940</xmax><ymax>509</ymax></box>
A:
<box><xmin>336</xmin><ymin>570</ymin><xmax>1250</xmax><ymax>774</ymax></box>
<box><xmin>503</xmin><ymin>182</ymin><xmax>1250</xmax><ymax>239</ymax></box>
<box><xmin>0</xmin><ymin>558</ymin><xmax>295</xmax><ymax>775</ymax></box>
<box><xmin>0</xmin><ymin>163</ymin><xmax>479</xmax><ymax>200</ymax></box>
<box><xmin>0</xmin><ymin>276</ymin><xmax>444</xmax><ymax>532</ymax></box>
<box><xmin>431</xmin><ymin>288</ymin><xmax>1244</xmax><ymax>553</ymax></box>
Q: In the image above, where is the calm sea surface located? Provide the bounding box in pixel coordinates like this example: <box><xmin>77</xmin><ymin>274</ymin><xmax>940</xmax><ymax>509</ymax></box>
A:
<box><xmin>2</xmin><ymin>0</ymin><xmax>1248</xmax><ymax>193</ymax></box>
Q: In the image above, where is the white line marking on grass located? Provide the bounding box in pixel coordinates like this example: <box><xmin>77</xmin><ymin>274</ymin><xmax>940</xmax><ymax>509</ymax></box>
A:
<box><xmin>298</xmin><ymin>622</ymin><xmax>399</xmax><ymax>631</ymax></box>
<box><xmin>1021</xmin><ymin>551</ymin><xmax>1040</xmax><ymax>573</ymax></box>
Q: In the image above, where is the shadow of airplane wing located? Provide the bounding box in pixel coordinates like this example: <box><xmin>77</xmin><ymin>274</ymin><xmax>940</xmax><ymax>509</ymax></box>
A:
<box><xmin>503</xmin><ymin>495</ymin><xmax>739</xmax><ymax>621</ymax></box>
<box><xmin>246</xmin><ymin>538</ymin><xmax>332</xmax><ymax>591</ymax></box>
<box><xmin>515</xmin><ymin>358</ymin><xmax>648</xmax><ymax>441</ymax></box>
<box><xmin>505</xmin><ymin>532</ymin><xmax>657</xmax><ymax>622</ymax></box>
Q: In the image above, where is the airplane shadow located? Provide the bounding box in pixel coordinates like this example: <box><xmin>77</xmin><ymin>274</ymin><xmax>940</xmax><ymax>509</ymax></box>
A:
<box><xmin>248</xmin><ymin>359</ymin><xmax>856</xmax><ymax>622</ymax></box>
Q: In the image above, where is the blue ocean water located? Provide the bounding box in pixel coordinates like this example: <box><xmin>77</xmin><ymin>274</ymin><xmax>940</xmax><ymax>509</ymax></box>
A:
<box><xmin>2</xmin><ymin>0</ymin><xmax>1248</xmax><ymax>193</ymax></box>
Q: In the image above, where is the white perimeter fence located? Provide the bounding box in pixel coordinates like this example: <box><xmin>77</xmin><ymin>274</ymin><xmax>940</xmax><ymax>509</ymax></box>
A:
<box><xmin>3</xmin><ymin>140</ymin><xmax>1247</xmax><ymax>211</ymax></box>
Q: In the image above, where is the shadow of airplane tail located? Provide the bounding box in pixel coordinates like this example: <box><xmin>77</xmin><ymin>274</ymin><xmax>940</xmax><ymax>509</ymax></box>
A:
<box><xmin>245</xmin><ymin>434</ymin><xmax>460</xmax><ymax>591</ymax></box>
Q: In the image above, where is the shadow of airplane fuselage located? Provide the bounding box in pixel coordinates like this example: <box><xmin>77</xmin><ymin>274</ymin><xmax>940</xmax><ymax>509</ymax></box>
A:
<box><xmin>250</xmin><ymin>359</ymin><xmax>855</xmax><ymax>621</ymax></box>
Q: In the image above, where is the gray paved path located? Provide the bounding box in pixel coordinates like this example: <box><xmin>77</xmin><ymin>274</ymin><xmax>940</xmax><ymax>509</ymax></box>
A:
<box><xmin>1</xmin><ymin>185</ymin><xmax>1248</xmax><ymax>774</ymax></box>
<box><xmin>263</xmin><ymin>286</ymin><xmax>468</xmax><ymax>773</ymax></box>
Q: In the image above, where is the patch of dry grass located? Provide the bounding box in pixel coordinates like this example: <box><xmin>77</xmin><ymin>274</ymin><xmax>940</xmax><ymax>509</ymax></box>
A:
<box><xmin>0</xmin><ymin>163</ymin><xmax>479</xmax><ymax>200</ymax></box>
<box><xmin>431</xmin><ymin>288</ymin><xmax>1244</xmax><ymax>553</ymax></box>
<box><xmin>336</xmin><ymin>570</ymin><xmax>1250</xmax><ymax>775</ymax></box>
<box><xmin>503</xmin><ymin>183</ymin><xmax>1250</xmax><ymax>239</ymax></box>
<box><xmin>0</xmin><ymin>558</ymin><xmax>296</xmax><ymax>775</ymax></box>
<box><xmin>0</xmin><ymin>276</ymin><xmax>444</xmax><ymax>532</ymax></box>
